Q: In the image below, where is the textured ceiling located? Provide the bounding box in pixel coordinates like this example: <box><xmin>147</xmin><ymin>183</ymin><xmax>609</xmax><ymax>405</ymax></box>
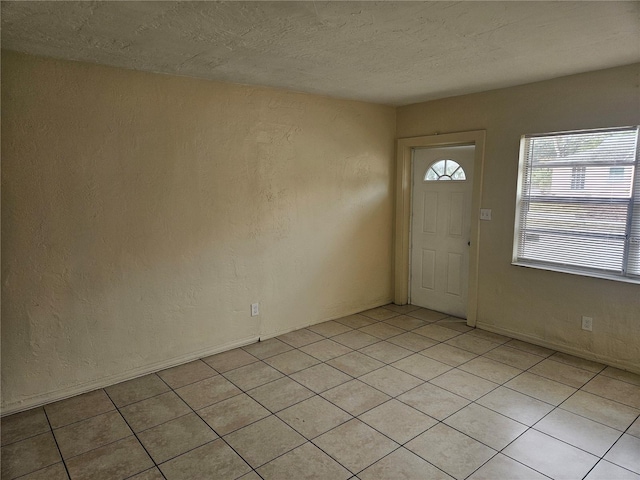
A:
<box><xmin>2</xmin><ymin>1</ymin><xmax>639</xmax><ymax>106</ymax></box>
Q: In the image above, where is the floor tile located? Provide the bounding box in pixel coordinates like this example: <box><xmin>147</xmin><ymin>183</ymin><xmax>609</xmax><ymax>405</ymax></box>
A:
<box><xmin>225</xmin><ymin>415</ymin><xmax>305</xmax><ymax>468</ymax></box>
<box><xmin>307</xmin><ymin>320</ymin><xmax>352</xmax><ymax>337</ymax></box>
<box><xmin>334</xmin><ymin>313</ymin><xmax>376</xmax><ymax>329</ymax></box>
<box><xmin>413</xmin><ymin>324</ymin><xmax>460</xmax><ymax>342</ymax></box>
<box><xmin>242</xmin><ymin>338</ymin><xmax>293</xmax><ymax>359</ymax></box>
<box><xmin>175</xmin><ymin>375</ymin><xmax>241</xmax><ymax>410</ymax></box>
<box><xmin>445</xmin><ymin>333</ymin><xmax>500</xmax><ymax>355</ymax></box>
<box><xmin>505</xmin><ymin>372</ymin><xmax>576</xmax><ymax>405</ymax></box>
<box><xmin>246</xmin><ymin>377</ymin><xmax>314</xmax><ymax>413</ymax></box>
<box><xmin>321</xmin><ymin>380</ymin><xmax>390</xmax><ymax>416</ymax></box>
<box><xmin>406</xmin><ymin>308</ymin><xmax>448</xmax><ymax>322</ymax></box>
<box><xmin>503</xmin><ymin>429</ymin><xmax>598</xmax><ymax>479</ymax></box>
<box><xmin>360</xmin><ymin>307</ymin><xmax>399</xmax><ymax>321</ymax></box>
<box><xmin>392</xmin><ymin>354</ymin><xmax>451</xmax><ymax>381</ymax></box>
<box><xmin>444</xmin><ymin>403</ymin><xmax>527</xmax><ymax>450</ymax></box>
<box><xmin>549</xmin><ymin>351</ymin><xmax>605</xmax><ymax>373</ymax></box>
<box><xmin>257</xmin><ymin>442</ymin><xmax>351</xmax><ymax>480</ymax></box>
<box><xmin>529</xmin><ymin>358</ymin><xmax>596</xmax><ymax>388</ymax></box>
<box><xmin>1</xmin><ymin>408</ymin><xmax>50</xmax><ymax>446</ymax></box>
<box><xmin>53</xmin><ymin>410</ymin><xmax>131</xmax><ymax>459</ymax></box>
<box><xmin>387</xmin><ymin>332</ymin><xmax>437</xmax><ymax>352</ymax></box>
<box><xmin>534</xmin><ymin>408</ymin><xmax>621</xmax><ymax>456</ymax></box>
<box><xmin>65</xmin><ymin>436</ymin><xmax>153</xmax><ymax>480</ymax></box>
<box><xmin>202</xmin><ymin>348</ymin><xmax>258</xmax><ymax>372</ymax></box>
<box><xmin>16</xmin><ymin>463</ymin><xmax>69</xmax><ymax>480</ymax></box>
<box><xmin>476</xmin><ymin>386</ymin><xmax>554</xmax><ymax>426</ymax></box>
<box><xmin>583</xmin><ymin>375</ymin><xmax>640</xmax><ymax>409</ymax></box>
<box><xmin>560</xmin><ymin>390</ymin><xmax>640</xmax><ymax>431</ymax></box>
<box><xmin>359</xmin><ymin>341</ymin><xmax>413</xmax><ymax>363</ymax></box>
<box><xmin>44</xmin><ymin>390</ymin><xmax>114</xmax><ymax>429</ymax></box>
<box><xmin>604</xmin><ymin>434</ymin><xmax>640</xmax><ymax>474</ymax></box>
<box><xmin>119</xmin><ymin>391</ymin><xmax>191</xmax><ymax>433</ymax></box>
<box><xmin>105</xmin><ymin>374</ymin><xmax>170</xmax><ymax>408</ymax></box>
<box><xmin>223</xmin><ymin>361</ymin><xmax>284</xmax><ymax>391</ymax></box>
<box><xmin>429</xmin><ymin>369</ymin><xmax>498</xmax><ymax>400</ymax></box>
<box><xmin>0</xmin><ymin>432</ymin><xmax>61</xmax><ymax>479</ymax></box>
<box><xmin>458</xmin><ymin>356</ymin><xmax>522</xmax><ymax>384</ymax></box>
<box><xmin>198</xmin><ymin>393</ymin><xmax>270</xmax><ymax>436</ymax></box>
<box><xmin>299</xmin><ymin>339</ymin><xmax>353</xmax><ymax>361</ymax></box>
<box><xmin>406</xmin><ymin>423</ymin><xmax>495</xmax><ymax>480</ymax></box>
<box><xmin>504</xmin><ymin>339</ymin><xmax>555</xmax><ymax>357</ymax></box>
<box><xmin>586</xmin><ymin>460</ymin><xmax>640</xmax><ymax>480</ymax></box>
<box><xmin>157</xmin><ymin>360</ymin><xmax>217</xmax><ymax>389</ymax></box>
<box><xmin>467</xmin><ymin>453</ymin><xmax>548</xmax><ymax>480</ymax></box>
<box><xmin>332</xmin><ymin>330</ymin><xmax>380</xmax><ymax>350</ymax></box>
<box><xmin>383</xmin><ymin>315</ymin><xmax>426</xmax><ymax>331</ymax></box>
<box><xmin>264</xmin><ymin>349</ymin><xmax>320</xmax><ymax>375</ymax></box>
<box><xmin>277</xmin><ymin>395</ymin><xmax>352</xmax><ymax>438</ymax></box>
<box><xmin>12</xmin><ymin>311</ymin><xmax>640</xmax><ymax>480</ymax></box>
<box><xmin>276</xmin><ymin>328</ymin><xmax>324</xmax><ymax>348</ymax></box>
<box><xmin>137</xmin><ymin>413</ymin><xmax>217</xmax><ymax>464</ymax></box>
<box><xmin>358</xmin><ymin>322</ymin><xmax>404</xmax><ymax>340</ymax></box>
<box><xmin>158</xmin><ymin>439</ymin><xmax>251</xmax><ymax>480</ymax></box>
<box><xmin>601</xmin><ymin>367</ymin><xmax>640</xmax><ymax>386</ymax></box>
<box><xmin>290</xmin><ymin>363</ymin><xmax>352</xmax><ymax>393</ymax></box>
<box><xmin>128</xmin><ymin>468</ymin><xmax>165</xmax><ymax>480</ymax></box>
<box><xmin>327</xmin><ymin>351</ymin><xmax>385</xmax><ymax>377</ymax></box>
<box><xmin>359</xmin><ymin>399</ymin><xmax>437</xmax><ymax>444</ymax></box>
<box><xmin>359</xmin><ymin>366</ymin><xmax>423</xmax><ymax>397</ymax></box>
<box><xmin>314</xmin><ymin>419</ymin><xmax>398</xmax><ymax>473</ymax></box>
<box><xmin>383</xmin><ymin>304</ymin><xmax>422</xmax><ymax>314</ymax></box>
<box><xmin>359</xmin><ymin>447</ymin><xmax>454</xmax><ymax>480</ymax></box>
<box><xmin>483</xmin><ymin>345</ymin><xmax>544</xmax><ymax>370</ymax></box>
<box><xmin>397</xmin><ymin>383</ymin><xmax>469</xmax><ymax>420</ymax></box>
<box><xmin>420</xmin><ymin>343</ymin><xmax>477</xmax><ymax>366</ymax></box>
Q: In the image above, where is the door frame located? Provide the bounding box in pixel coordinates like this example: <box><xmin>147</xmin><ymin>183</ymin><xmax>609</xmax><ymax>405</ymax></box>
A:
<box><xmin>394</xmin><ymin>130</ymin><xmax>486</xmax><ymax>326</ymax></box>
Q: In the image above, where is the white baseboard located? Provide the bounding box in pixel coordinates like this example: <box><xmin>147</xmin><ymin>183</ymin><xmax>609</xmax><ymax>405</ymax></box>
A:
<box><xmin>475</xmin><ymin>321</ymin><xmax>640</xmax><ymax>375</ymax></box>
<box><xmin>1</xmin><ymin>335</ymin><xmax>259</xmax><ymax>416</ymax></box>
<box><xmin>260</xmin><ymin>299</ymin><xmax>393</xmax><ymax>340</ymax></box>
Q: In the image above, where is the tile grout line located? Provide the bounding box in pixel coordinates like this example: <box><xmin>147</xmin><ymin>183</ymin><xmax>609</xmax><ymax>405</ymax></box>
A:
<box><xmin>102</xmin><ymin>387</ymin><xmax>168</xmax><ymax>479</ymax></box>
<box><xmin>229</xmin><ymin>327</ymin><xmax>446</xmax><ymax>477</ymax></box>
<box><xmin>153</xmin><ymin>373</ymin><xmax>261</xmax><ymax>479</ymax></box>
<box><xmin>41</xmin><ymin>407</ymin><xmax>73</xmax><ymax>480</ymax></box>
<box><xmin>273</xmin><ymin>335</ymin><xmax>505</xmax><ymax>477</ymax></box>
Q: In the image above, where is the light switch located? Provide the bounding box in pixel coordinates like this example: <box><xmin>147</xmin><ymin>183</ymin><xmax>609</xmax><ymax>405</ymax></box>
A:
<box><xmin>480</xmin><ymin>209</ymin><xmax>492</xmax><ymax>221</ymax></box>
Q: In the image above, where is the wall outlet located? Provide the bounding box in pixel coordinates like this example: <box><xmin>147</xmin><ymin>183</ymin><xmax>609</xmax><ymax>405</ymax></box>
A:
<box><xmin>251</xmin><ymin>303</ymin><xmax>259</xmax><ymax>317</ymax></box>
<box><xmin>581</xmin><ymin>316</ymin><xmax>593</xmax><ymax>331</ymax></box>
<box><xmin>480</xmin><ymin>209</ymin><xmax>492</xmax><ymax>221</ymax></box>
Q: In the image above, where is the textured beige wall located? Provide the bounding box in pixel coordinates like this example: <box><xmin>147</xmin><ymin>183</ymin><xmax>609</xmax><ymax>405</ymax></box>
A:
<box><xmin>1</xmin><ymin>51</ymin><xmax>396</xmax><ymax>411</ymax></box>
<box><xmin>398</xmin><ymin>64</ymin><xmax>640</xmax><ymax>372</ymax></box>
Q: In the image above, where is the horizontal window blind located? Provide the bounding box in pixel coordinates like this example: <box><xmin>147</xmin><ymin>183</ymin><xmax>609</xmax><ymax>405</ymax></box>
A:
<box><xmin>514</xmin><ymin>126</ymin><xmax>640</xmax><ymax>281</ymax></box>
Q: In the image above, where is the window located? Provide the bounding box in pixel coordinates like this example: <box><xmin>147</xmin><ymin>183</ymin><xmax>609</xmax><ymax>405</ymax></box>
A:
<box><xmin>513</xmin><ymin>126</ymin><xmax>640</xmax><ymax>282</ymax></box>
<box><xmin>425</xmin><ymin>159</ymin><xmax>466</xmax><ymax>181</ymax></box>
<box><xmin>570</xmin><ymin>166</ymin><xmax>586</xmax><ymax>190</ymax></box>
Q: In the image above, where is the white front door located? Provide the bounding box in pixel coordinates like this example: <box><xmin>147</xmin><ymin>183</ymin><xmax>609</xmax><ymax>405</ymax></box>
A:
<box><xmin>410</xmin><ymin>145</ymin><xmax>475</xmax><ymax>318</ymax></box>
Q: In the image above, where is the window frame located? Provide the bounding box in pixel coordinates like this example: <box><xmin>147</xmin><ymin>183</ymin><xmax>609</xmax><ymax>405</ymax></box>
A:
<box><xmin>512</xmin><ymin>126</ymin><xmax>640</xmax><ymax>285</ymax></box>
<box><xmin>424</xmin><ymin>159</ymin><xmax>467</xmax><ymax>181</ymax></box>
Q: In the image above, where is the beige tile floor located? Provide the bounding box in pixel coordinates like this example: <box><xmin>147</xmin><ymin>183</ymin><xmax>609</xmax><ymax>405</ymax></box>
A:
<box><xmin>2</xmin><ymin>304</ymin><xmax>640</xmax><ymax>480</ymax></box>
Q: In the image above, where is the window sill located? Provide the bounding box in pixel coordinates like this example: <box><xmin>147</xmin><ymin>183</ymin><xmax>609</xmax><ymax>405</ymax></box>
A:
<box><xmin>511</xmin><ymin>261</ymin><xmax>640</xmax><ymax>285</ymax></box>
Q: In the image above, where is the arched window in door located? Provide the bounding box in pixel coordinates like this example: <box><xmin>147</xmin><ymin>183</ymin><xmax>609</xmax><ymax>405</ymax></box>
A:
<box><xmin>424</xmin><ymin>159</ymin><xmax>466</xmax><ymax>181</ymax></box>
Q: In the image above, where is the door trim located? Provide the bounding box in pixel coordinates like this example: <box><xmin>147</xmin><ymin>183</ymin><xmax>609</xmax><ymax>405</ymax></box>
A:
<box><xmin>394</xmin><ymin>130</ymin><xmax>486</xmax><ymax>326</ymax></box>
